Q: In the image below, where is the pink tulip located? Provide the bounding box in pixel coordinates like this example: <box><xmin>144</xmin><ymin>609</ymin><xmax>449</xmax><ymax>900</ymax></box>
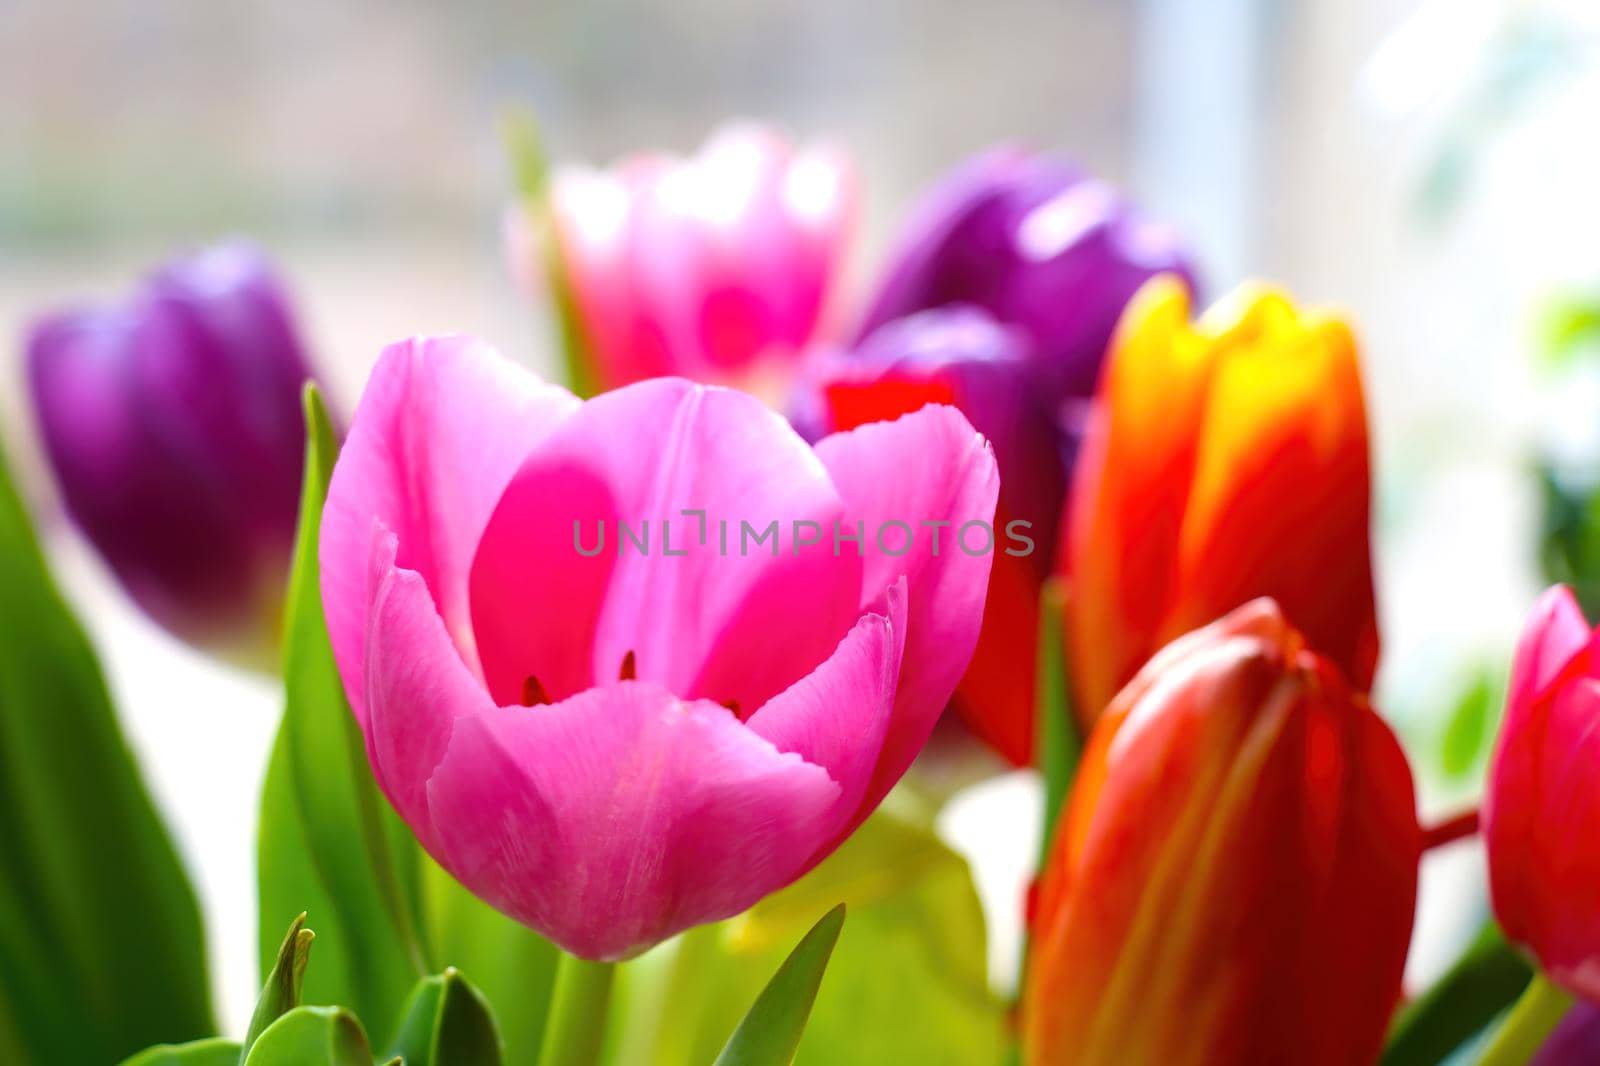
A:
<box><xmin>320</xmin><ymin>336</ymin><xmax>997</xmax><ymax>960</ymax></box>
<box><xmin>538</xmin><ymin>124</ymin><xmax>853</xmax><ymax>395</ymax></box>
<box><xmin>1484</xmin><ymin>585</ymin><xmax>1600</xmax><ymax>1001</ymax></box>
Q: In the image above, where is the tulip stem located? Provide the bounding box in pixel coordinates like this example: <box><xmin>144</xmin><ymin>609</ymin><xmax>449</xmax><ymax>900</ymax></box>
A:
<box><xmin>1420</xmin><ymin>808</ymin><xmax>1480</xmax><ymax>851</ymax></box>
<box><xmin>538</xmin><ymin>953</ymin><xmax>616</xmax><ymax>1066</ymax></box>
<box><xmin>1477</xmin><ymin>973</ymin><xmax>1573</xmax><ymax>1066</ymax></box>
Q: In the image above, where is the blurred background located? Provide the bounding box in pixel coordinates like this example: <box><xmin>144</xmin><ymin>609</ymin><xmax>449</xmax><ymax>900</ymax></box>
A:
<box><xmin>5</xmin><ymin>0</ymin><xmax>1600</xmax><ymax>1032</ymax></box>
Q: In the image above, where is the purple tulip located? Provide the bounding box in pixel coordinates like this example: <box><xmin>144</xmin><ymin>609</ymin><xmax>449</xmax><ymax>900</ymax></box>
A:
<box><xmin>25</xmin><ymin>243</ymin><xmax>317</xmax><ymax>658</ymax></box>
<box><xmin>857</xmin><ymin>147</ymin><xmax>1198</xmax><ymax>404</ymax></box>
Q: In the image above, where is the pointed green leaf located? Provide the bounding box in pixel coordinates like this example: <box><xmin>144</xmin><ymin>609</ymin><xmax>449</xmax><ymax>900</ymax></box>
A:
<box><xmin>256</xmin><ymin>385</ymin><xmax>427</xmax><ymax>1037</ymax></box>
<box><xmin>241</xmin><ymin>914</ymin><xmax>315</xmax><ymax>1061</ymax></box>
<box><xmin>0</xmin><ymin>429</ymin><xmax>214</xmax><ymax>1060</ymax></box>
<box><xmin>422</xmin><ymin>858</ymin><xmax>558</xmax><ymax>1062</ymax></box>
<box><xmin>120</xmin><ymin>1039</ymin><xmax>244</xmax><ymax>1066</ymax></box>
<box><xmin>712</xmin><ymin>905</ymin><xmax>844</xmax><ymax>1066</ymax></box>
<box><xmin>389</xmin><ymin>968</ymin><xmax>503</xmax><ymax>1066</ymax></box>
<box><xmin>241</xmin><ymin>1007</ymin><xmax>370</xmax><ymax>1066</ymax></box>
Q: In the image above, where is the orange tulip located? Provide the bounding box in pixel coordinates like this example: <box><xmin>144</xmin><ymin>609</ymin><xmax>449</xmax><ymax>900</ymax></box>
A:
<box><xmin>1064</xmin><ymin>278</ymin><xmax>1378</xmax><ymax>727</ymax></box>
<box><xmin>1023</xmin><ymin>599</ymin><xmax>1418</xmax><ymax>1066</ymax></box>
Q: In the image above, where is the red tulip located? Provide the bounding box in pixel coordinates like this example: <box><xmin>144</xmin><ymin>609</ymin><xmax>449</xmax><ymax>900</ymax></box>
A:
<box><xmin>1023</xmin><ymin>599</ymin><xmax>1419</xmax><ymax>1066</ymax></box>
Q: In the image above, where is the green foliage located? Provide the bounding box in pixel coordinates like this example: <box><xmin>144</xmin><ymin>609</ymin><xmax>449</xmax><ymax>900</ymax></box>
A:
<box><xmin>1438</xmin><ymin>668</ymin><xmax>1506</xmax><ymax>783</ymax></box>
<box><xmin>1537</xmin><ymin>463</ymin><xmax>1600</xmax><ymax>618</ymax></box>
<box><xmin>0</xmin><ymin>432</ymin><xmax>214</xmax><ymax>1061</ymax></box>
<box><xmin>1034</xmin><ymin>577</ymin><xmax>1079</xmax><ymax>865</ymax></box>
<box><xmin>243</xmin><ymin>914</ymin><xmax>316</xmax><ymax>1061</ymax></box>
<box><xmin>256</xmin><ymin>386</ymin><xmax>425</xmax><ymax>1037</ymax></box>
<box><xmin>504</xmin><ymin>107</ymin><xmax>598</xmax><ymax>397</ymax></box>
<box><xmin>241</xmin><ymin>1006</ymin><xmax>372</xmax><ymax>1066</ymax></box>
<box><xmin>713</xmin><ymin>905</ymin><xmax>844</xmax><ymax>1066</ymax></box>
<box><xmin>388</xmin><ymin>969</ymin><xmax>502</xmax><ymax>1066</ymax></box>
<box><xmin>121</xmin><ymin>1039</ymin><xmax>244</xmax><ymax>1066</ymax></box>
<box><xmin>420</xmin><ymin>859</ymin><xmax>558</xmax><ymax>1061</ymax></box>
<box><xmin>1381</xmin><ymin>921</ymin><xmax>1532</xmax><ymax>1066</ymax></box>
<box><xmin>615</xmin><ymin>811</ymin><xmax>1006</xmax><ymax>1066</ymax></box>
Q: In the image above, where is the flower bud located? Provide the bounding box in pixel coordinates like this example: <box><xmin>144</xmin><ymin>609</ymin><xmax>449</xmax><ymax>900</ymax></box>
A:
<box><xmin>1023</xmin><ymin>599</ymin><xmax>1419</xmax><ymax>1066</ymax></box>
<box><xmin>1484</xmin><ymin>584</ymin><xmax>1600</xmax><ymax>1003</ymax></box>
<box><xmin>1066</xmin><ymin>279</ymin><xmax>1378</xmax><ymax>725</ymax></box>
<box><xmin>25</xmin><ymin>244</ymin><xmax>317</xmax><ymax>659</ymax></box>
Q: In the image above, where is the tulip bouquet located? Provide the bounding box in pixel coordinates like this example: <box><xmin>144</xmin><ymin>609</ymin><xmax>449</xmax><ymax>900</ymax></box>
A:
<box><xmin>1</xmin><ymin>120</ymin><xmax>1593</xmax><ymax>1066</ymax></box>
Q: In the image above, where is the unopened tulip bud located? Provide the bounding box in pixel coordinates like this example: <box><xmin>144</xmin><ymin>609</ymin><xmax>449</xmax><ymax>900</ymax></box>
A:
<box><xmin>25</xmin><ymin>244</ymin><xmax>318</xmax><ymax>660</ymax></box>
<box><xmin>1024</xmin><ymin>599</ymin><xmax>1418</xmax><ymax>1066</ymax></box>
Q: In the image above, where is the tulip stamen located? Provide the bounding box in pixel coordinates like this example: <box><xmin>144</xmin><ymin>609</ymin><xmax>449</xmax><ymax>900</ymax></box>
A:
<box><xmin>619</xmin><ymin>650</ymin><xmax>637</xmax><ymax>681</ymax></box>
<box><xmin>720</xmin><ymin>698</ymin><xmax>741</xmax><ymax>716</ymax></box>
<box><xmin>520</xmin><ymin>674</ymin><xmax>551</xmax><ymax>708</ymax></box>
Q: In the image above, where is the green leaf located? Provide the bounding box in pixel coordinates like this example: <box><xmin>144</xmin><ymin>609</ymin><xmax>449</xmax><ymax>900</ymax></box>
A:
<box><xmin>423</xmin><ymin>859</ymin><xmax>558</xmax><ymax>1063</ymax></box>
<box><xmin>713</xmin><ymin>905</ymin><xmax>844</xmax><ymax>1066</ymax></box>
<box><xmin>1380</xmin><ymin>920</ymin><xmax>1532</xmax><ymax>1066</ymax></box>
<box><xmin>241</xmin><ymin>1007</ymin><xmax>371</xmax><ymax>1066</ymax></box>
<box><xmin>620</xmin><ymin>812</ymin><xmax>1006</xmax><ymax>1066</ymax></box>
<box><xmin>1539</xmin><ymin>294</ymin><xmax>1600</xmax><ymax>371</ymax></box>
<box><xmin>1033</xmin><ymin>576</ymin><xmax>1080</xmax><ymax>865</ymax></box>
<box><xmin>120</xmin><ymin>1039</ymin><xmax>244</xmax><ymax>1066</ymax></box>
<box><xmin>256</xmin><ymin>385</ymin><xmax>426</xmax><ymax>1037</ymax></box>
<box><xmin>0</xmin><ymin>430</ymin><xmax>214</xmax><ymax>1059</ymax></box>
<box><xmin>1439</xmin><ymin>669</ymin><xmax>1504</xmax><ymax>781</ymax></box>
<box><xmin>242</xmin><ymin>914</ymin><xmax>316</xmax><ymax>1062</ymax></box>
<box><xmin>388</xmin><ymin>969</ymin><xmax>503</xmax><ymax>1066</ymax></box>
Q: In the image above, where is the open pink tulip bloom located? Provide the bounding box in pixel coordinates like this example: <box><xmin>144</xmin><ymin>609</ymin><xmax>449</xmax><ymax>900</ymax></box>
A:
<box><xmin>320</xmin><ymin>336</ymin><xmax>997</xmax><ymax>959</ymax></box>
<box><xmin>544</xmin><ymin>125</ymin><xmax>853</xmax><ymax>393</ymax></box>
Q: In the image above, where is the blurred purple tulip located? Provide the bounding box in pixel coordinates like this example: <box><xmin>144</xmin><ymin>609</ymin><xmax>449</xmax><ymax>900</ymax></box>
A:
<box><xmin>856</xmin><ymin>147</ymin><xmax>1198</xmax><ymax>402</ymax></box>
<box><xmin>25</xmin><ymin>243</ymin><xmax>318</xmax><ymax>660</ymax></box>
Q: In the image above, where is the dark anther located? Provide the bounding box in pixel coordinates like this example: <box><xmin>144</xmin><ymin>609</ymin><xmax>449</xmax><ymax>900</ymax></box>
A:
<box><xmin>520</xmin><ymin>675</ymin><xmax>550</xmax><ymax>707</ymax></box>
<box><xmin>619</xmin><ymin>650</ymin><xmax>637</xmax><ymax>681</ymax></box>
<box><xmin>720</xmin><ymin>698</ymin><xmax>741</xmax><ymax>716</ymax></box>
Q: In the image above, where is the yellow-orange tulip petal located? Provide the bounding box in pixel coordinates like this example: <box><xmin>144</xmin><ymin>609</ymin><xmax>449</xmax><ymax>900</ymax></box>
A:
<box><xmin>1065</xmin><ymin>280</ymin><xmax>1377</xmax><ymax>727</ymax></box>
<box><xmin>1065</xmin><ymin>276</ymin><xmax>1214</xmax><ymax>722</ymax></box>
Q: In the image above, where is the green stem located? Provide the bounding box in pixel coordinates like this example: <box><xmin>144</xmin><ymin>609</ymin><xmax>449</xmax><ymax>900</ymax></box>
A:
<box><xmin>538</xmin><ymin>953</ymin><xmax>616</xmax><ymax>1066</ymax></box>
<box><xmin>1033</xmin><ymin>576</ymin><xmax>1079</xmax><ymax>869</ymax></box>
<box><xmin>1477</xmin><ymin>973</ymin><xmax>1573</xmax><ymax>1066</ymax></box>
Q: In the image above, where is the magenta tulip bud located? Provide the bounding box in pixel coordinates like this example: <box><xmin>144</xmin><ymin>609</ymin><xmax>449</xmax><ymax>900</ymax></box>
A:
<box><xmin>24</xmin><ymin>243</ymin><xmax>318</xmax><ymax>659</ymax></box>
<box><xmin>1485</xmin><ymin>585</ymin><xmax>1600</xmax><ymax>1002</ymax></box>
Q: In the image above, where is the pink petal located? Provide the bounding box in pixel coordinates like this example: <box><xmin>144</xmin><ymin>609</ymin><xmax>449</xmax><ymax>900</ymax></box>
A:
<box><xmin>813</xmin><ymin>404</ymin><xmax>999</xmax><ymax>806</ymax></box>
<box><xmin>747</xmin><ymin>579</ymin><xmax>906</xmax><ymax>842</ymax></box>
<box><xmin>469</xmin><ymin>378</ymin><xmax>866</xmax><ymax>715</ymax></box>
<box><xmin>424</xmin><ymin>681</ymin><xmax>839</xmax><ymax>960</ymax></box>
<box><xmin>320</xmin><ymin>337</ymin><xmax>578</xmax><ymax>725</ymax></box>
<box><xmin>1508</xmin><ymin>585</ymin><xmax>1594</xmax><ymax>713</ymax></box>
<box><xmin>359</xmin><ymin>526</ymin><xmax>495</xmax><ymax>849</ymax></box>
